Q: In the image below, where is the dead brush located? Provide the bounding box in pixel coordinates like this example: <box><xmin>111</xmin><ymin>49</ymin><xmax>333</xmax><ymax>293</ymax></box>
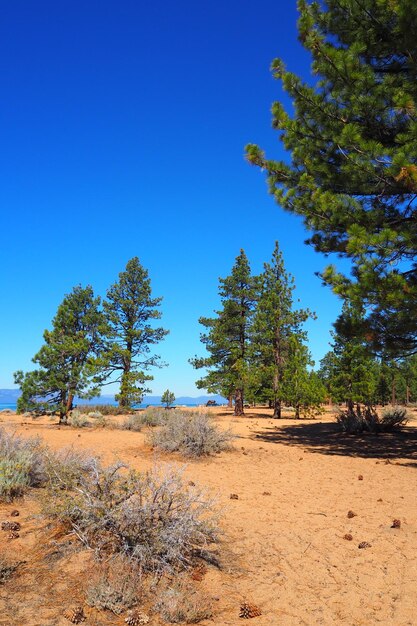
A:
<box><xmin>149</xmin><ymin>410</ymin><xmax>234</xmax><ymax>457</ymax></box>
<box><xmin>42</xmin><ymin>457</ymin><xmax>221</xmax><ymax>576</ymax></box>
<box><xmin>86</xmin><ymin>555</ymin><xmax>143</xmax><ymax>614</ymax></box>
<box><xmin>154</xmin><ymin>576</ymin><xmax>213</xmax><ymax>623</ymax></box>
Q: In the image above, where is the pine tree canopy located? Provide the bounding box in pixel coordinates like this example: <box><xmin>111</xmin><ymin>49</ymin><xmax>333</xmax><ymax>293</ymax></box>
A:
<box><xmin>103</xmin><ymin>257</ymin><xmax>168</xmax><ymax>408</ymax></box>
<box><xmin>14</xmin><ymin>285</ymin><xmax>107</xmax><ymax>420</ymax></box>
<box><xmin>246</xmin><ymin>0</ymin><xmax>417</xmax><ymax>357</ymax></box>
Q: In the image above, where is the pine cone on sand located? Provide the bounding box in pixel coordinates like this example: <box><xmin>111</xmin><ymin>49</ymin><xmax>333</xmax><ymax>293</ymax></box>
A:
<box><xmin>1</xmin><ymin>521</ymin><xmax>20</xmax><ymax>531</ymax></box>
<box><xmin>7</xmin><ymin>531</ymin><xmax>19</xmax><ymax>540</ymax></box>
<box><xmin>358</xmin><ymin>541</ymin><xmax>371</xmax><ymax>549</ymax></box>
<box><xmin>125</xmin><ymin>609</ymin><xmax>150</xmax><ymax>625</ymax></box>
<box><xmin>239</xmin><ymin>602</ymin><xmax>262</xmax><ymax>618</ymax></box>
<box><xmin>391</xmin><ymin>519</ymin><xmax>401</xmax><ymax>529</ymax></box>
<box><xmin>63</xmin><ymin>606</ymin><xmax>86</xmax><ymax>623</ymax></box>
<box><xmin>347</xmin><ymin>510</ymin><xmax>357</xmax><ymax>519</ymax></box>
<box><xmin>10</xmin><ymin>510</ymin><xmax>19</xmax><ymax>517</ymax></box>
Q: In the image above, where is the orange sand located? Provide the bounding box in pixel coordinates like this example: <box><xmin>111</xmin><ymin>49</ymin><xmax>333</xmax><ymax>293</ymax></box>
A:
<box><xmin>0</xmin><ymin>407</ymin><xmax>416</xmax><ymax>625</ymax></box>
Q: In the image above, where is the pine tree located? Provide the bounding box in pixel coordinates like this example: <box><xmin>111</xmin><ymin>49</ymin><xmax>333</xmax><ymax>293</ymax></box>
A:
<box><xmin>190</xmin><ymin>250</ymin><xmax>257</xmax><ymax>416</ymax></box>
<box><xmin>161</xmin><ymin>389</ymin><xmax>176</xmax><ymax>408</ymax></box>
<box><xmin>330</xmin><ymin>301</ymin><xmax>377</xmax><ymax>415</ymax></box>
<box><xmin>246</xmin><ymin>0</ymin><xmax>417</xmax><ymax>356</ymax></box>
<box><xmin>250</xmin><ymin>241</ymin><xmax>313</xmax><ymax>417</ymax></box>
<box><xmin>102</xmin><ymin>257</ymin><xmax>168</xmax><ymax>408</ymax></box>
<box><xmin>14</xmin><ymin>285</ymin><xmax>106</xmax><ymax>422</ymax></box>
<box><xmin>282</xmin><ymin>336</ymin><xmax>326</xmax><ymax>418</ymax></box>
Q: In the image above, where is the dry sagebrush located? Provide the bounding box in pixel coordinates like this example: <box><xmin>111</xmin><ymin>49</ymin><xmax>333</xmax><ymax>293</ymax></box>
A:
<box><xmin>149</xmin><ymin>411</ymin><xmax>234</xmax><ymax>457</ymax></box>
<box><xmin>336</xmin><ymin>404</ymin><xmax>409</xmax><ymax>433</ymax></box>
<box><xmin>86</xmin><ymin>555</ymin><xmax>143</xmax><ymax>614</ymax></box>
<box><xmin>0</xmin><ymin>428</ymin><xmax>46</xmax><ymax>501</ymax></box>
<box><xmin>42</xmin><ymin>456</ymin><xmax>220</xmax><ymax>575</ymax></box>
<box><xmin>154</xmin><ymin>577</ymin><xmax>213</xmax><ymax>623</ymax></box>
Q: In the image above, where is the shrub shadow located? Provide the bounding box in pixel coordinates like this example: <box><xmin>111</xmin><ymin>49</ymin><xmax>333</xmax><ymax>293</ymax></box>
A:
<box><xmin>252</xmin><ymin>421</ymin><xmax>417</xmax><ymax>462</ymax></box>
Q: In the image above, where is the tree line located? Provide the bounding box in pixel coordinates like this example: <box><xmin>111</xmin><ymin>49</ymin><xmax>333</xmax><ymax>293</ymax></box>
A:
<box><xmin>190</xmin><ymin>243</ymin><xmax>326</xmax><ymax>417</ymax></box>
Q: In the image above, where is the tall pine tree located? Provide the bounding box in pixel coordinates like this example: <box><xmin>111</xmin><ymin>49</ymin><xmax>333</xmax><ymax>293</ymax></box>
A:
<box><xmin>191</xmin><ymin>250</ymin><xmax>256</xmax><ymax>416</ymax></box>
<box><xmin>250</xmin><ymin>241</ymin><xmax>313</xmax><ymax>417</ymax></box>
<box><xmin>102</xmin><ymin>257</ymin><xmax>168</xmax><ymax>408</ymax></box>
<box><xmin>15</xmin><ymin>285</ymin><xmax>106</xmax><ymax>422</ymax></box>
<box><xmin>247</xmin><ymin>0</ymin><xmax>417</xmax><ymax>356</ymax></box>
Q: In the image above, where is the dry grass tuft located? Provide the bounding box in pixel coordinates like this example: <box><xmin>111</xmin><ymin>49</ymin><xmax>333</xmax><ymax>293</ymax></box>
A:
<box><xmin>154</xmin><ymin>577</ymin><xmax>213</xmax><ymax>623</ymax></box>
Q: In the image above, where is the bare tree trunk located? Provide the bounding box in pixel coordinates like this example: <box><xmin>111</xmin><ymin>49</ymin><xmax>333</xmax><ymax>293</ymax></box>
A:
<box><xmin>228</xmin><ymin>395</ymin><xmax>233</xmax><ymax>409</ymax></box>
<box><xmin>234</xmin><ymin>389</ymin><xmax>244</xmax><ymax>416</ymax></box>
<box><xmin>273</xmin><ymin>399</ymin><xmax>281</xmax><ymax>418</ymax></box>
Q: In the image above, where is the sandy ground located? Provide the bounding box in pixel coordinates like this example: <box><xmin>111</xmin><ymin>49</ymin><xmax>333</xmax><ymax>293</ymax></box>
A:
<box><xmin>0</xmin><ymin>407</ymin><xmax>416</xmax><ymax>626</ymax></box>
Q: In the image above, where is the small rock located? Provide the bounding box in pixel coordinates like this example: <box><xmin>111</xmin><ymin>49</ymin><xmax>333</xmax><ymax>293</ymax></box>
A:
<box><xmin>262</xmin><ymin>491</ymin><xmax>271</xmax><ymax>496</ymax></box>
<box><xmin>230</xmin><ymin>493</ymin><xmax>239</xmax><ymax>500</ymax></box>
<box><xmin>391</xmin><ymin>519</ymin><xmax>401</xmax><ymax>529</ymax></box>
<box><xmin>10</xmin><ymin>510</ymin><xmax>19</xmax><ymax>517</ymax></box>
<box><xmin>358</xmin><ymin>475</ymin><xmax>364</xmax><ymax>481</ymax></box>
<box><xmin>188</xmin><ymin>481</ymin><xmax>196</xmax><ymax>487</ymax></box>
<box><xmin>347</xmin><ymin>510</ymin><xmax>357</xmax><ymax>519</ymax></box>
<box><xmin>343</xmin><ymin>534</ymin><xmax>353</xmax><ymax>541</ymax></box>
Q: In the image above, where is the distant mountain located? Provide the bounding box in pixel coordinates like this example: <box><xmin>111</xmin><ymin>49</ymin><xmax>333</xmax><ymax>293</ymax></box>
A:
<box><xmin>0</xmin><ymin>389</ymin><xmax>21</xmax><ymax>403</ymax></box>
<box><xmin>0</xmin><ymin>390</ymin><xmax>226</xmax><ymax>406</ymax></box>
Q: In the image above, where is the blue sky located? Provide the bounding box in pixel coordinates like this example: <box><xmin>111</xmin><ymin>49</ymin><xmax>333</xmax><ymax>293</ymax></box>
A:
<box><xmin>1</xmin><ymin>1</ymin><xmax>343</xmax><ymax>396</ymax></box>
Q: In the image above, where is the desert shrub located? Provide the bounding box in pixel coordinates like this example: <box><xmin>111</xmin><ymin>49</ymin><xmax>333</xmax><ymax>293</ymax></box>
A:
<box><xmin>149</xmin><ymin>411</ymin><xmax>234</xmax><ymax>457</ymax></box>
<box><xmin>380</xmin><ymin>406</ymin><xmax>409</xmax><ymax>431</ymax></box>
<box><xmin>88</xmin><ymin>411</ymin><xmax>103</xmax><ymax>419</ymax></box>
<box><xmin>68</xmin><ymin>409</ymin><xmax>89</xmax><ymax>428</ymax></box>
<box><xmin>121</xmin><ymin>413</ymin><xmax>144</xmax><ymax>432</ymax></box>
<box><xmin>0</xmin><ymin>428</ymin><xmax>45</xmax><ymax>500</ymax></box>
<box><xmin>86</xmin><ymin>555</ymin><xmax>143</xmax><ymax>614</ymax></box>
<box><xmin>121</xmin><ymin>407</ymin><xmax>170</xmax><ymax>431</ymax></box>
<box><xmin>0</xmin><ymin>555</ymin><xmax>18</xmax><ymax>584</ymax></box>
<box><xmin>43</xmin><ymin>460</ymin><xmax>220</xmax><ymax>574</ymax></box>
<box><xmin>154</xmin><ymin>577</ymin><xmax>213</xmax><ymax>623</ymax></box>
<box><xmin>42</xmin><ymin>447</ymin><xmax>98</xmax><ymax>492</ymax></box>
<box><xmin>336</xmin><ymin>404</ymin><xmax>409</xmax><ymax>433</ymax></box>
<box><xmin>78</xmin><ymin>404</ymin><xmax>135</xmax><ymax>416</ymax></box>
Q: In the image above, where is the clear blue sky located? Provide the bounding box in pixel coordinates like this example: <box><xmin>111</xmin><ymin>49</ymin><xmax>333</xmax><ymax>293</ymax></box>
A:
<box><xmin>1</xmin><ymin>1</ymin><xmax>343</xmax><ymax>396</ymax></box>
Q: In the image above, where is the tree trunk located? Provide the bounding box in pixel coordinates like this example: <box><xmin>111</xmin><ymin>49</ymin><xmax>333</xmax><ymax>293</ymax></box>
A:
<box><xmin>295</xmin><ymin>404</ymin><xmax>300</xmax><ymax>419</ymax></box>
<box><xmin>228</xmin><ymin>395</ymin><xmax>233</xmax><ymax>409</ymax></box>
<box><xmin>406</xmin><ymin>385</ymin><xmax>410</xmax><ymax>405</ymax></box>
<box><xmin>273</xmin><ymin>399</ymin><xmax>281</xmax><ymax>418</ymax></box>
<box><xmin>62</xmin><ymin>393</ymin><xmax>74</xmax><ymax>424</ymax></box>
<box><xmin>234</xmin><ymin>389</ymin><xmax>244</xmax><ymax>416</ymax></box>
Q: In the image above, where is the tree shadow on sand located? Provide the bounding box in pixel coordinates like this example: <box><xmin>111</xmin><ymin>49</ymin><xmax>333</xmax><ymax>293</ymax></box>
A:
<box><xmin>252</xmin><ymin>421</ymin><xmax>417</xmax><ymax>464</ymax></box>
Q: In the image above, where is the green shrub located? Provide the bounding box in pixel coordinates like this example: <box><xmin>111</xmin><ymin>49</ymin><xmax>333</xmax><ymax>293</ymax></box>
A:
<box><xmin>0</xmin><ymin>428</ymin><xmax>45</xmax><ymax>501</ymax></box>
<box><xmin>149</xmin><ymin>411</ymin><xmax>234</xmax><ymax>457</ymax></box>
